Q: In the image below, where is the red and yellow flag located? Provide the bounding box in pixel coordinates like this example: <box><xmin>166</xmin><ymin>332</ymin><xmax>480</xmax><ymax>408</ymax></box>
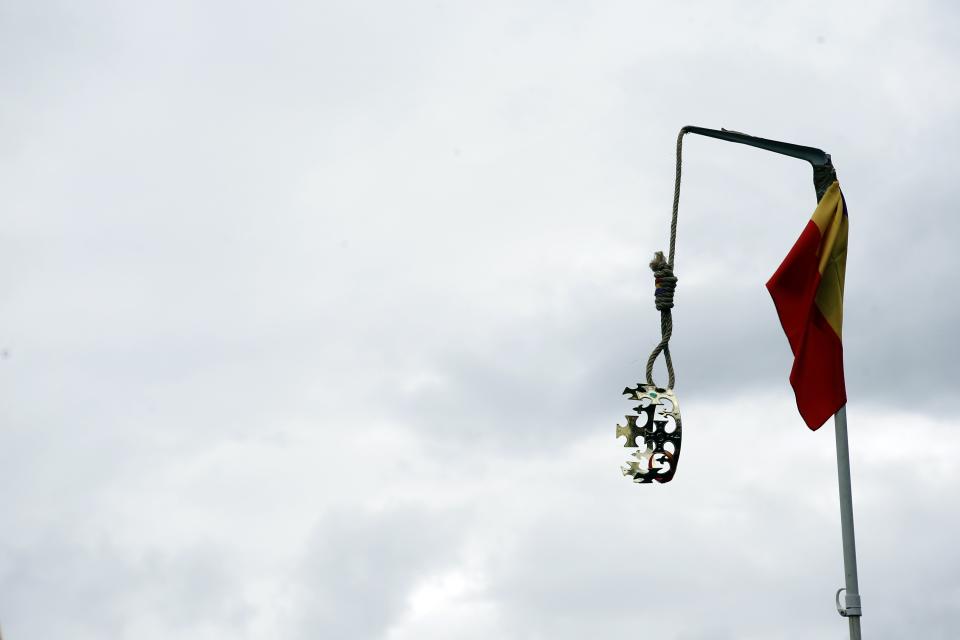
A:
<box><xmin>767</xmin><ymin>181</ymin><xmax>848</xmax><ymax>430</ymax></box>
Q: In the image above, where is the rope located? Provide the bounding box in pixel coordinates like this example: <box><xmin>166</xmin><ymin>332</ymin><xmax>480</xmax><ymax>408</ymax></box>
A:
<box><xmin>645</xmin><ymin>129</ymin><xmax>685</xmax><ymax>389</ymax></box>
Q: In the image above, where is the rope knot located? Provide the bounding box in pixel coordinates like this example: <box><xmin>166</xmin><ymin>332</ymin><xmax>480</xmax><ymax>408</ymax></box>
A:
<box><xmin>649</xmin><ymin>251</ymin><xmax>677</xmax><ymax>311</ymax></box>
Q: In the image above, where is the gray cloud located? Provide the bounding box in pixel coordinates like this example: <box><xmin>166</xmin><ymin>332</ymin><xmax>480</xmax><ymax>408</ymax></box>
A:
<box><xmin>2</xmin><ymin>0</ymin><xmax>960</xmax><ymax>638</ymax></box>
<box><xmin>288</xmin><ymin>506</ymin><xmax>466</xmax><ymax>640</ymax></box>
<box><xmin>0</xmin><ymin>534</ymin><xmax>248</xmax><ymax>639</ymax></box>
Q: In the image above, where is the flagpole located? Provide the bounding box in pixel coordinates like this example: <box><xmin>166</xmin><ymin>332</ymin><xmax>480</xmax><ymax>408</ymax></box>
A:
<box><xmin>833</xmin><ymin>405</ymin><xmax>862</xmax><ymax>639</ymax></box>
<box><xmin>675</xmin><ymin>126</ymin><xmax>862</xmax><ymax>635</ymax></box>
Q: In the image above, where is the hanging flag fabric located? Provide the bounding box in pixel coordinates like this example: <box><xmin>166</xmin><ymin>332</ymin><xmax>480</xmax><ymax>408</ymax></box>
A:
<box><xmin>767</xmin><ymin>181</ymin><xmax>848</xmax><ymax>430</ymax></box>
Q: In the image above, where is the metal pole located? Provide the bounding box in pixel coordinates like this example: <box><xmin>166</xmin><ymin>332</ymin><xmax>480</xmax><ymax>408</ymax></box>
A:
<box><xmin>833</xmin><ymin>405</ymin><xmax>862</xmax><ymax>639</ymax></box>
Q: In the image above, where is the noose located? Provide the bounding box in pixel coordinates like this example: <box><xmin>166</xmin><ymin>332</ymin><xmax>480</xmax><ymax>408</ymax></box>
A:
<box><xmin>614</xmin><ymin>129</ymin><xmax>686</xmax><ymax>484</ymax></box>
<box><xmin>645</xmin><ymin>129</ymin><xmax>685</xmax><ymax>390</ymax></box>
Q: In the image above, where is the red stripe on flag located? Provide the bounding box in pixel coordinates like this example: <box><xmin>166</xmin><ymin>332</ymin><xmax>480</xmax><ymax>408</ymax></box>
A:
<box><xmin>789</xmin><ymin>305</ymin><xmax>847</xmax><ymax>430</ymax></box>
<box><xmin>767</xmin><ymin>219</ymin><xmax>847</xmax><ymax>430</ymax></box>
<box><xmin>767</xmin><ymin>220</ymin><xmax>822</xmax><ymax>353</ymax></box>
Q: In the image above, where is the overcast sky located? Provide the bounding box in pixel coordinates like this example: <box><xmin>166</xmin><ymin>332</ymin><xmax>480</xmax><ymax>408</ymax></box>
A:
<box><xmin>2</xmin><ymin>1</ymin><xmax>959</xmax><ymax>638</ymax></box>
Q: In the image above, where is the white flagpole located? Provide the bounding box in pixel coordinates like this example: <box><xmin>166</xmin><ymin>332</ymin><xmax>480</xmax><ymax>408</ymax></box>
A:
<box><xmin>833</xmin><ymin>405</ymin><xmax>862</xmax><ymax>639</ymax></box>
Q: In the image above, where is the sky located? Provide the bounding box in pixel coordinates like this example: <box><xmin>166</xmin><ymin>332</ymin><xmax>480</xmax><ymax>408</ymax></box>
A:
<box><xmin>2</xmin><ymin>1</ymin><xmax>959</xmax><ymax>638</ymax></box>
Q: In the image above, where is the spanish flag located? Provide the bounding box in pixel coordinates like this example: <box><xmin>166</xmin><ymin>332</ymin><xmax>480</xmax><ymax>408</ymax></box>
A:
<box><xmin>767</xmin><ymin>181</ymin><xmax>848</xmax><ymax>430</ymax></box>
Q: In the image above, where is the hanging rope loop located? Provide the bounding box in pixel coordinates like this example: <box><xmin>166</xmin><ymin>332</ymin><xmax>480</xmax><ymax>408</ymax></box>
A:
<box><xmin>645</xmin><ymin>129</ymin><xmax>687</xmax><ymax>390</ymax></box>
<box><xmin>644</xmin><ymin>294</ymin><xmax>675</xmax><ymax>389</ymax></box>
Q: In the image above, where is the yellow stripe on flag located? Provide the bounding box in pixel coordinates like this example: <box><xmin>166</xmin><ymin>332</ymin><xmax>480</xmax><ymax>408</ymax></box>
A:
<box><xmin>811</xmin><ymin>182</ymin><xmax>847</xmax><ymax>338</ymax></box>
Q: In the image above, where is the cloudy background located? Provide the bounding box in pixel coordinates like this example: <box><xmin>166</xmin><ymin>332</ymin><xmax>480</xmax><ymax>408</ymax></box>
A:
<box><xmin>2</xmin><ymin>1</ymin><xmax>959</xmax><ymax>638</ymax></box>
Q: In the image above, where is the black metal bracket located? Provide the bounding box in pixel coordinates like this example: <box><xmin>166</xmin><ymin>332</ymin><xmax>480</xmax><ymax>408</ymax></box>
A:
<box><xmin>681</xmin><ymin>126</ymin><xmax>837</xmax><ymax>203</ymax></box>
